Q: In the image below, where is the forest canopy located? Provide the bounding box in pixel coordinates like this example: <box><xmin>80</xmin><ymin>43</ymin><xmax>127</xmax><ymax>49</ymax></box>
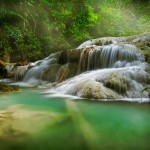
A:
<box><xmin>0</xmin><ymin>0</ymin><xmax>150</xmax><ymax>62</ymax></box>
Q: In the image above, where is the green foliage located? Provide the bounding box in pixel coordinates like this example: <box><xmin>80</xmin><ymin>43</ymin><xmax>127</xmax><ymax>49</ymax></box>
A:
<box><xmin>1</xmin><ymin>25</ymin><xmax>41</xmax><ymax>61</ymax></box>
<box><xmin>0</xmin><ymin>0</ymin><xmax>149</xmax><ymax>62</ymax></box>
<box><xmin>90</xmin><ymin>0</ymin><xmax>150</xmax><ymax>37</ymax></box>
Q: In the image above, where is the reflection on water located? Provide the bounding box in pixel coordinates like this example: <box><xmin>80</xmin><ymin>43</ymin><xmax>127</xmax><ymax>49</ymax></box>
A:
<box><xmin>0</xmin><ymin>89</ymin><xmax>150</xmax><ymax>150</ymax></box>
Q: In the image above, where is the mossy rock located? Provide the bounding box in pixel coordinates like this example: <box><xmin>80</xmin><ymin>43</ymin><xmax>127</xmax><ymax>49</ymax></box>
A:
<box><xmin>56</xmin><ymin>63</ymin><xmax>78</xmax><ymax>83</ymax></box>
<box><xmin>58</xmin><ymin>50</ymin><xmax>68</xmax><ymax>64</ymax></box>
<box><xmin>128</xmin><ymin>33</ymin><xmax>150</xmax><ymax>64</ymax></box>
<box><xmin>0</xmin><ymin>84</ymin><xmax>20</xmax><ymax>93</ymax></box>
<box><xmin>104</xmin><ymin>73</ymin><xmax>129</xmax><ymax>95</ymax></box>
<box><xmin>67</xmin><ymin>63</ymin><xmax>78</xmax><ymax>78</ymax></box>
<box><xmin>133</xmin><ymin>42</ymin><xmax>150</xmax><ymax>64</ymax></box>
<box><xmin>75</xmin><ymin>80</ymin><xmax>121</xmax><ymax>99</ymax></box>
<box><xmin>14</xmin><ymin>61</ymin><xmax>29</xmax><ymax>67</ymax></box>
<box><xmin>58</xmin><ymin>49</ymin><xmax>82</xmax><ymax>64</ymax></box>
<box><xmin>7</xmin><ymin>71</ymin><xmax>15</xmax><ymax>78</ymax></box>
<box><xmin>78</xmin><ymin>47</ymin><xmax>93</xmax><ymax>73</ymax></box>
<box><xmin>42</xmin><ymin>64</ymin><xmax>61</xmax><ymax>82</ymax></box>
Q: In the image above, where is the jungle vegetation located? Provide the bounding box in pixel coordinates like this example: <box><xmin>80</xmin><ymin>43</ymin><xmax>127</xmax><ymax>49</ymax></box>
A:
<box><xmin>0</xmin><ymin>0</ymin><xmax>150</xmax><ymax>62</ymax></box>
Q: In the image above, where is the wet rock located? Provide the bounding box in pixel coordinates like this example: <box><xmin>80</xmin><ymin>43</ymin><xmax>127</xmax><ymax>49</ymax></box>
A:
<box><xmin>54</xmin><ymin>66</ymin><xmax>149</xmax><ymax>99</ymax></box>
<box><xmin>67</xmin><ymin>49</ymin><xmax>81</xmax><ymax>63</ymax></box>
<box><xmin>42</xmin><ymin>64</ymin><xmax>61</xmax><ymax>82</ymax></box>
<box><xmin>77</xmin><ymin>32</ymin><xmax>150</xmax><ymax>66</ymax></box>
<box><xmin>56</xmin><ymin>63</ymin><xmax>78</xmax><ymax>83</ymax></box>
<box><xmin>67</xmin><ymin>63</ymin><xmax>78</xmax><ymax>78</ymax></box>
<box><xmin>125</xmin><ymin>33</ymin><xmax>150</xmax><ymax>64</ymax></box>
<box><xmin>58</xmin><ymin>49</ymin><xmax>81</xmax><ymax>64</ymax></box>
<box><xmin>9</xmin><ymin>66</ymin><xmax>28</xmax><ymax>81</ymax></box>
<box><xmin>58</xmin><ymin>50</ymin><xmax>68</xmax><ymax>64</ymax></box>
<box><xmin>78</xmin><ymin>47</ymin><xmax>93</xmax><ymax>73</ymax></box>
<box><xmin>132</xmin><ymin>32</ymin><xmax>150</xmax><ymax>43</ymax></box>
<box><xmin>133</xmin><ymin>41</ymin><xmax>150</xmax><ymax>64</ymax></box>
<box><xmin>0</xmin><ymin>84</ymin><xmax>19</xmax><ymax>93</ymax></box>
<box><xmin>77</xmin><ymin>37</ymin><xmax>120</xmax><ymax>49</ymax></box>
<box><xmin>14</xmin><ymin>61</ymin><xmax>29</xmax><ymax>67</ymax></box>
<box><xmin>103</xmin><ymin>72</ymin><xmax>129</xmax><ymax>95</ymax></box>
<box><xmin>76</xmin><ymin>80</ymin><xmax>121</xmax><ymax>99</ymax></box>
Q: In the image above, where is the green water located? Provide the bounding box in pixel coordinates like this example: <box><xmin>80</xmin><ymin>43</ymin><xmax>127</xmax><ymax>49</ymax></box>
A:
<box><xmin>0</xmin><ymin>89</ymin><xmax>150</xmax><ymax>150</ymax></box>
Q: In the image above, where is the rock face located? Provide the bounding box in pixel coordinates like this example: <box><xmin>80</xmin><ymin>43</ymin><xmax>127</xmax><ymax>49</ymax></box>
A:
<box><xmin>0</xmin><ymin>60</ymin><xmax>7</xmax><ymax>78</ymax></box>
<box><xmin>130</xmin><ymin>33</ymin><xmax>150</xmax><ymax>65</ymax></box>
<box><xmin>9</xmin><ymin>32</ymin><xmax>150</xmax><ymax>99</ymax></box>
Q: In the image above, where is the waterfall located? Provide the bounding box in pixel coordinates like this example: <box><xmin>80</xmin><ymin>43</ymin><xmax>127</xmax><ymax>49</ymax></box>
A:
<box><xmin>10</xmin><ymin>35</ymin><xmax>150</xmax><ymax>100</ymax></box>
<box><xmin>86</xmin><ymin>44</ymin><xmax>144</xmax><ymax>70</ymax></box>
<box><xmin>53</xmin><ymin>66</ymin><xmax>149</xmax><ymax>99</ymax></box>
<box><xmin>10</xmin><ymin>65</ymin><xmax>29</xmax><ymax>81</ymax></box>
<box><xmin>5</xmin><ymin>64</ymin><xmax>14</xmax><ymax>73</ymax></box>
<box><xmin>51</xmin><ymin>43</ymin><xmax>149</xmax><ymax>99</ymax></box>
<box><xmin>23</xmin><ymin>52</ymin><xmax>60</xmax><ymax>82</ymax></box>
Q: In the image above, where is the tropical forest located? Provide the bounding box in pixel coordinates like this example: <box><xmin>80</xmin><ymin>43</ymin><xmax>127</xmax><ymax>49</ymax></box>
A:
<box><xmin>0</xmin><ymin>0</ymin><xmax>150</xmax><ymax>149</ymax></box>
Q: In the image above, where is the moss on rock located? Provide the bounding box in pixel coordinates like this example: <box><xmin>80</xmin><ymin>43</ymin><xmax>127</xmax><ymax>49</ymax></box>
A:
<box><xmin>0</xmin><ymin>84</ymin><xmax>20</xmax><ymax>93</ymax></box>
<box><xmin>103</xmin><ymin>73</ymin><xmax>129</xmax><ymax>95</ymax></box>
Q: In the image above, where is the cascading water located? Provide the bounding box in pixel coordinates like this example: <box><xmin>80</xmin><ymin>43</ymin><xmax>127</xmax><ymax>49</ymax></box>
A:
<box><xmin>22</xmin><ymin>52</ymin><xmax>60</xmax><ymax>84</ymax></box>
<box><xmin>78</xmin><ymin>44</ymin><xmax>145</xmax><ymax>72</ymax></box>
<box><xmin>52</xmin><ymin>43</ymin><xmax>149</xmax><ymax>99</ymax></box>
<box><xmin>11</xmin><ymin>36</ymin><xmax>150</xmax><ymax>100</ymax></box>
<box><xmin>4</xmin><ymin>63</ymin><xmax>29</xmax><ymax>81</ymax></box>
<box><xmin>5</xmin><ymin>64</ymin><xmax>14</xmax><ymax>73</ymax></box>
<box><xmin>53</xmin><ymin>66</ymin><xmax>149</xmax><ymax>99</ymax></box>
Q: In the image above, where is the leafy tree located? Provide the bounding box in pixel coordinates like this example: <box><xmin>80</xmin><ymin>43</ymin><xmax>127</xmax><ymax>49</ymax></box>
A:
<box><xmin>0</xmin><ymin>0</ymin><xmax>149</xmax><ymax>62</ymax></box>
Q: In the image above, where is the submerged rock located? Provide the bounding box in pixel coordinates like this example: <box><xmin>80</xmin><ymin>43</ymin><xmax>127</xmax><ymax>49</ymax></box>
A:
<box><xmin>0</xmin><ymin>105</ymin><xmax>62</xmax><ymax>139</ymax></box>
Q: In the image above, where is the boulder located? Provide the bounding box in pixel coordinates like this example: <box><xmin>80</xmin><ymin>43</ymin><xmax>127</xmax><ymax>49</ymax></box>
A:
<box><xmin>56</xmin><ymin>63</ymin><xmax>78</xmax><ymax>83</ymax></box>
<box><xmin>42</xmin><ymin>64</ymin><xmax>61</xmax><ymax>82</ymax></box>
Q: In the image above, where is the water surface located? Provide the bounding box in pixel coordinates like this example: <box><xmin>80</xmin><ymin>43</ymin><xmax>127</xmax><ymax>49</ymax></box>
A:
<box><xmin>0</xmin><ymin>89</ymin><xmax>150</xmax><ymax>150</ymax></box>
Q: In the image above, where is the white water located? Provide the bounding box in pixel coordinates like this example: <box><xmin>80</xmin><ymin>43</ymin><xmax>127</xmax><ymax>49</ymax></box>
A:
<box><xmin>23</xmin><ymin>53</ymin><xmax>59</xmax><ymax>82</ymax></box>
<box><xmin>87</xmin><ymin>44</ymin><xmax>144</xmax><ymax>70</ymax></box>
<box><xmin>10</xmin><ymin>42</ymin><xmax>150</xmax><ymax>100</ymax></box>
<box><xmin>51</xmin><ymin>66</ymin><xmax>149</xmax><ymax>99</ymax></box>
